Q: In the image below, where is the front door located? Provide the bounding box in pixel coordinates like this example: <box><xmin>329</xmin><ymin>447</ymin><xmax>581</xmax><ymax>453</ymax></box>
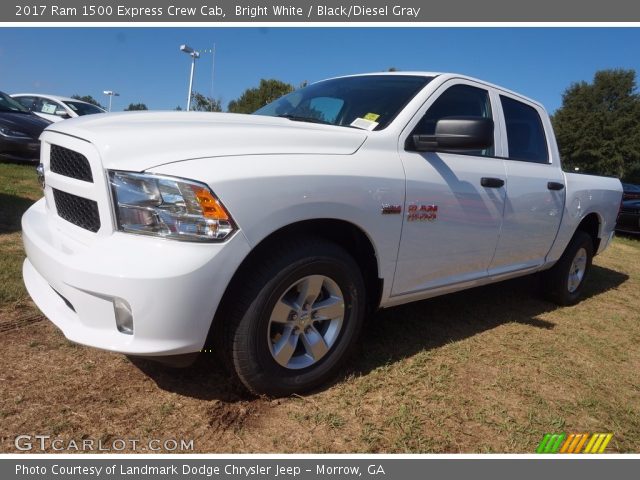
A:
<box><xmin>393</xmin><ymin>81</ymin><xmax>506</xmax><ymax>296</ymax></box>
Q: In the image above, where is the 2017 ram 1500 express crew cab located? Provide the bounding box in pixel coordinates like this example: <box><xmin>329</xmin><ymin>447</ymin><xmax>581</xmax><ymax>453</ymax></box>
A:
<box><xmin>22</xmin><ymin>73</ymin><xmax>622</xmax><ymax>395</ymax></box>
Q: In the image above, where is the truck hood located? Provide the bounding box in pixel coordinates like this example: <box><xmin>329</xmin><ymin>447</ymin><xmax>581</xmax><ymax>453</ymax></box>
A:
<box><xmin>44</xmin><ymin>111</ymin><xmax>368</xmax><ymax>171</ymax></box>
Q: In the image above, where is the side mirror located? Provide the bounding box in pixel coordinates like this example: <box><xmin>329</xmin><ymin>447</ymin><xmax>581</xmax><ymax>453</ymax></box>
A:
<box><xmin>411</xmin><ymin>116</ymin><xmax>494</xmax><ymax>152</ymax></box>
<box><xmin>55</xmin><ymin>109</ymin><xmax>71</xmax><ymax>119</ymax></box>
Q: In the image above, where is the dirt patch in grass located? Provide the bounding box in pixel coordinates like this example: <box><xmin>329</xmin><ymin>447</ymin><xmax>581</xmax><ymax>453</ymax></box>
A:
<box><xmin>1</xmin><ymin>238</ymin><xmax>638</xmax><ymax>453</ymax></box>
<box><xmin>207</xmin><ymin>400</ymin><xmax>268</xmax><ymax>434</ymax></box>
<box><xmin>0</xmin><ymin>301</ymin><xmax>43</xmax><ymax>333</ymax></box>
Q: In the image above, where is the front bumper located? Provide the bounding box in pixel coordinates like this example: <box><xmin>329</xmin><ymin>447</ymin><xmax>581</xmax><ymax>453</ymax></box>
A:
<box><xmin>22</xmin><ymin>198</ymin><xmax>251</xmax><ymax>356</ymax></box>
<box><xmin>615</xmin><ymin>212</ymin><xmax>640</xmax><ymax>235</ymax></box>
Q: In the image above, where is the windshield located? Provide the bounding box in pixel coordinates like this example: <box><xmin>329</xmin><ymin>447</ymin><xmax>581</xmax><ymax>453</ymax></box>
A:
<box><xmin>0</xmin><ymin>91</ymin><xmax>30</xmax><ymax>113</ymax></box>
<box><xmin>254</xmin><ymin>75</ymin><xmax>432</xmax><ymax>130</ymax></box>
<box><xmin>63</xmin><ymin>101</ymin><xmax>105</xmax><ymax>116</ymax></box>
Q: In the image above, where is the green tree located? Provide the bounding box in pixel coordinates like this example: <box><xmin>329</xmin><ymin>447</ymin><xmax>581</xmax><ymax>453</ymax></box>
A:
<box><xmin>124</xmin><ymin>103</ymin><xmax>148</xmax><ymax>111</ymax></box>
<box><xmin>227</xmin><ymin>79</ymin><xmax>295</xmax><ymax>114</ymax></box>
<box><xmin>190</xmin><ymin>92</ymin><xmax>222</xmax><ymax>112</ymax></box>
<box><xmin>552</xmin><ymin>69</ymin><xmax>640</xmax><ymax>181</ymax></box>
<box><xmin>174</xmin><ymin>105</ymin><xmax>183</xmax><ymax>111</ymax></box>
<box><xmin>71</xmin><ymin>95</ymin><xmax>105</xmax><ymax>110</ymax></box>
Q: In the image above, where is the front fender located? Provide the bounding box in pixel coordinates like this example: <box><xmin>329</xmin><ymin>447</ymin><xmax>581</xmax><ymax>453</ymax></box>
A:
<box><xmin>149</xmin><ymin>153</ymin><xmax>406</xmax><ymax>299</ymax></box>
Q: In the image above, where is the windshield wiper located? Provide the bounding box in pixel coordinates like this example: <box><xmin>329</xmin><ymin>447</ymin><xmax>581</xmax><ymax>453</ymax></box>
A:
<box><xmin>277</xmin><ymin>114</ymin><xmax>333</xmax><ymax>125</ymax></box>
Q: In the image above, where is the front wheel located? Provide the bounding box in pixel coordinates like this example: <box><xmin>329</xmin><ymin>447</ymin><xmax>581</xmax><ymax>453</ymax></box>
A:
<box><xmin>542</xmin><ymin>230</ymin><xmax>594</xmax><ymax>306</ymax></box>
<box><xmin>220</xmin><ymin>238</ymin><xmax>366</xmax><ymax>396</ymax></box>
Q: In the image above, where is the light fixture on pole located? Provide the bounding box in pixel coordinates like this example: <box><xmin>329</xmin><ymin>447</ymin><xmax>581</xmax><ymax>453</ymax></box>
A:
<box><xmin>180</xmin><ymin>44</ymin><xmax>200</xmax><ymax>111</ymax></box>
<box><xmin>103</xmin><ymin>90</ymin><xmax>120</xmax><ymax>112</ymax></box>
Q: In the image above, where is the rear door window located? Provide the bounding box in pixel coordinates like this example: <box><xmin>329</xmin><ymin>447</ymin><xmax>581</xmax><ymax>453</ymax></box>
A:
<box><xmin>500</xmin><ymin>95</ymin><xmax>549</xmax><ymax>163</ymax></box>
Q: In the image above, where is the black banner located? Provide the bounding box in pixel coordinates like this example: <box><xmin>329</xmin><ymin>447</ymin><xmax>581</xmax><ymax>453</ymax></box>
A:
<box><xmin>5</xmin><ymin>0</ymin><xmax>640</xmax><ymax>22</ymax></box>
<box><xmin>3</xmin><ymin>458</ymin><xmax>639</xmax><ymax>480</ymax></box>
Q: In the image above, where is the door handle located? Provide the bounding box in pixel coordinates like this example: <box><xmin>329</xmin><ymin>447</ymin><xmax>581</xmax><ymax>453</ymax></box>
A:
<box><xmin>481</xmin><ymin>177</ymin><xmax>505</xmax><ymax>188</ymax></box>
<box><xmin>547</xmin><ymin>182</ymin><xmax>565</xmax><ymax>191</ymax></box>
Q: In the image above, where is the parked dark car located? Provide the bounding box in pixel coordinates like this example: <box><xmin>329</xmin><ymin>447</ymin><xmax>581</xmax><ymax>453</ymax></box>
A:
<box><xmin>616</xmin><ymin>199</ymin><xmax>640</xmax><ymax>235</ymax></box>
<box><xmin>621</xmin><ymin>182</ymin><xmax>640</xmax><ymax>201</ymax></box>
<box><xmin>0</xmin><ymin>90</ymin><xmax>50</xmax><ymax>163</ymax></box>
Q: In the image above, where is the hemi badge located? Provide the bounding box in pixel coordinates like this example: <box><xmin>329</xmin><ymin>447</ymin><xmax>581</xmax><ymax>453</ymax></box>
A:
<box><xmin>381</xmin><ymin>204</ymin><xmax>402</xmax><ymax>215</ymax></box>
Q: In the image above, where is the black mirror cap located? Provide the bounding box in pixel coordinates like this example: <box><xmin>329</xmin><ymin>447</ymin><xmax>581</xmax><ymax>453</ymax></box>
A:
<box><xmin>411</xmin><ymin>116</ymin><xmax>494</xmax><ymax>152</ymax></box>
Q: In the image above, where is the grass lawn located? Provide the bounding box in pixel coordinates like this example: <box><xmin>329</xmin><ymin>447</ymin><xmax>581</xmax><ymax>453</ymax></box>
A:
<box><xmin>0</xmin><ymin>161</ymin><xmax>639</xmax><ymax>453</ymax></box>
<box><xmin>0</xmin><ymin>162</ymin><xmax>43</xmax><ymax>321</ymax></box>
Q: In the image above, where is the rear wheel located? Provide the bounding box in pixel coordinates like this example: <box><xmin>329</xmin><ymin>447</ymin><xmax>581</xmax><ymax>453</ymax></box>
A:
<box><xmin>542</xmin><ymin>230</ymin><xmax>594</xmax><ymax>306</ymax></box>
<box><xmin>219</xmin><ymin>238</ymin><xmax>365</xmax><ymax>396</ymax></box>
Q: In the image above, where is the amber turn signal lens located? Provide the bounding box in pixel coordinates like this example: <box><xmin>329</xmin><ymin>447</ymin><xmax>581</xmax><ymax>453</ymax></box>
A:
<box><xmin>192</xmin><ymin>187</ymin><xmax>229</xmax><ymax>220</ymax></box>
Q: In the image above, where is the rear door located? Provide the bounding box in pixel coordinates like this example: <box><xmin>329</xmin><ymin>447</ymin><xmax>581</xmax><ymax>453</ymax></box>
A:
<box><xmin>393</xmin><ymin>80</ymin><xmax>507</xmax><ymax>296</ymax></box>
<box><xmin>488</xmin><ymin>94</ymin><xmax>565</xmax><ymax>274</ymax></box>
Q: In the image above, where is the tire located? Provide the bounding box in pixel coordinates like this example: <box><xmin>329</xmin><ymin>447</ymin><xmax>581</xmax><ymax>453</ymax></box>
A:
<box><xmin>219</xmin><ymin>238</ymin><xmax>366</xmax><ymax>396</ymax></box>
<box><xmin>542</xmin><ymin>230</ymin><xmax>594</xmax><ymax>306</ymax></box>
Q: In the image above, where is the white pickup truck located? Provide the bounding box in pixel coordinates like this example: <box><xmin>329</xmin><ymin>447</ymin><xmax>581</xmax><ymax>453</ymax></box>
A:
<box><xmin>22</xmin><ymin>72</ymin><xmax>622</xmax><ymax>396</ymax></box>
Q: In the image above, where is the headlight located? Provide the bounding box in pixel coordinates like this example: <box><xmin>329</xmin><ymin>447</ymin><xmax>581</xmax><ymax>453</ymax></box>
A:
<box><xmin>109</xmin><ymin>171</ymin><xmax>236</xmax><ymax>242</ymax></box>
<box><xmin>0</xmin><ymin>126</ymin><xmax>30</xmax><ymax>138</ymax></box>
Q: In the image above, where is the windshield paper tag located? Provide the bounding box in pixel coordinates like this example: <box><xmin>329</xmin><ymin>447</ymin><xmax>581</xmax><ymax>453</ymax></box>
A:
<box><xmin>363</xmin><ymin>113</ymin><xmax>380</xmax><ymax>122</ymax></box>
<box><xmin>41</xmin><ymin>104</ymin><xmax>57</xmax><ymax>114</ymax></box>
<box><xmin>351</xmin><ymin>117</ymin><xmax>379</xmax><ymax>131</ymax></box>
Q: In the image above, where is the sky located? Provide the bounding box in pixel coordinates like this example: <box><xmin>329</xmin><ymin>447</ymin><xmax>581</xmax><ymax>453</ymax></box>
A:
<box><xmin>0</xmin><ymin>27</ymin><xmax>639</xmax><ymax>113</ymax></box>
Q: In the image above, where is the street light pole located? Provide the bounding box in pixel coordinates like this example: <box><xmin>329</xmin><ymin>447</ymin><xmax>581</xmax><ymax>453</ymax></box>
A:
<box><xmin>103</xmin><ymin>90</ymin><xmax>120</xmax><ymax>112</ymax></box>
<box><xmin>180</xmin><ymin>44</ymin><xmax>200</xmax><ymax>111</ymax></box>
<box><xmin>202</xmin><ymin>44</ymin><xmax>216</xmax><ymax>111</ymax></box>
<box><xmin>187</xmin><ymin>54</ymin><xmax>196</xmax><ymax>111</ymax></box>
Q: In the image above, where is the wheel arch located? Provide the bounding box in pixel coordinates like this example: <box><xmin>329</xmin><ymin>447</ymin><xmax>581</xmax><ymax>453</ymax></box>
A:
<box><xmin>207</xmin><ymin>218</ymin><xmax>383</xmax><ymax>346</ymax></box>
<box><xmin>575</xmin><ymin>212</ymin><xmax>602</xmax><ymax>254</ymax></box>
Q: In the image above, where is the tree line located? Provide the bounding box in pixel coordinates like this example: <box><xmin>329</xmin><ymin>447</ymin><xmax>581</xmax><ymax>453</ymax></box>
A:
<box><xmin>72</xmin><ymin>69</ymin><xmax>640</xmax><ymax>183</ymax></box>
<box><xmin>71</xmin><ymin>78</ymin><xmax>294</xmax><ymax>114</ymax></box>
<box><xmin>552</xmin><ymin>69</ymin><xmax>640</xmax><ymax>183</ymax></box>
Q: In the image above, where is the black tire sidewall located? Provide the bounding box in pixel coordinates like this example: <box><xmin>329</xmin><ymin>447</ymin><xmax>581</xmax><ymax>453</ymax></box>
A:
<box><xmin>232</xmin><ymin>243</ymin><xmax>365</xmax><ymax>395</ymax></box>
<box><xmin>547</xmin><ymin>231</ymin><xmax>594</xmax><ymax>305</ymax></box>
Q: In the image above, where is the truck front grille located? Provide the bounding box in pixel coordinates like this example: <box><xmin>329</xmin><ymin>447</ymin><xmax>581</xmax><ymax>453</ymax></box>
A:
<box><xmin>52</xmin><ymin>189</ymin><xmax>101</xmax><ymax>232</ymax></box>
<box><xmin>50</xmin><ymin>145</ymin><xmax>93</xmax><ymax>182</ymax></box>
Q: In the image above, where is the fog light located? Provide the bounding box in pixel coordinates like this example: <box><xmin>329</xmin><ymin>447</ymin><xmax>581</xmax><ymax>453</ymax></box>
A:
<box><xmin>114</xmin><ymin>298</ymin><xmax>134</xmax><ymax>335</ymax></box>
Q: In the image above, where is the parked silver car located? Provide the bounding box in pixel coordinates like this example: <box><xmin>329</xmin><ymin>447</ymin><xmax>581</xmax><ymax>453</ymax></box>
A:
<box><xmin>11</xmin><ymin>93</ymin><xmax>105</xmax><ymax>123</ymax></box>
